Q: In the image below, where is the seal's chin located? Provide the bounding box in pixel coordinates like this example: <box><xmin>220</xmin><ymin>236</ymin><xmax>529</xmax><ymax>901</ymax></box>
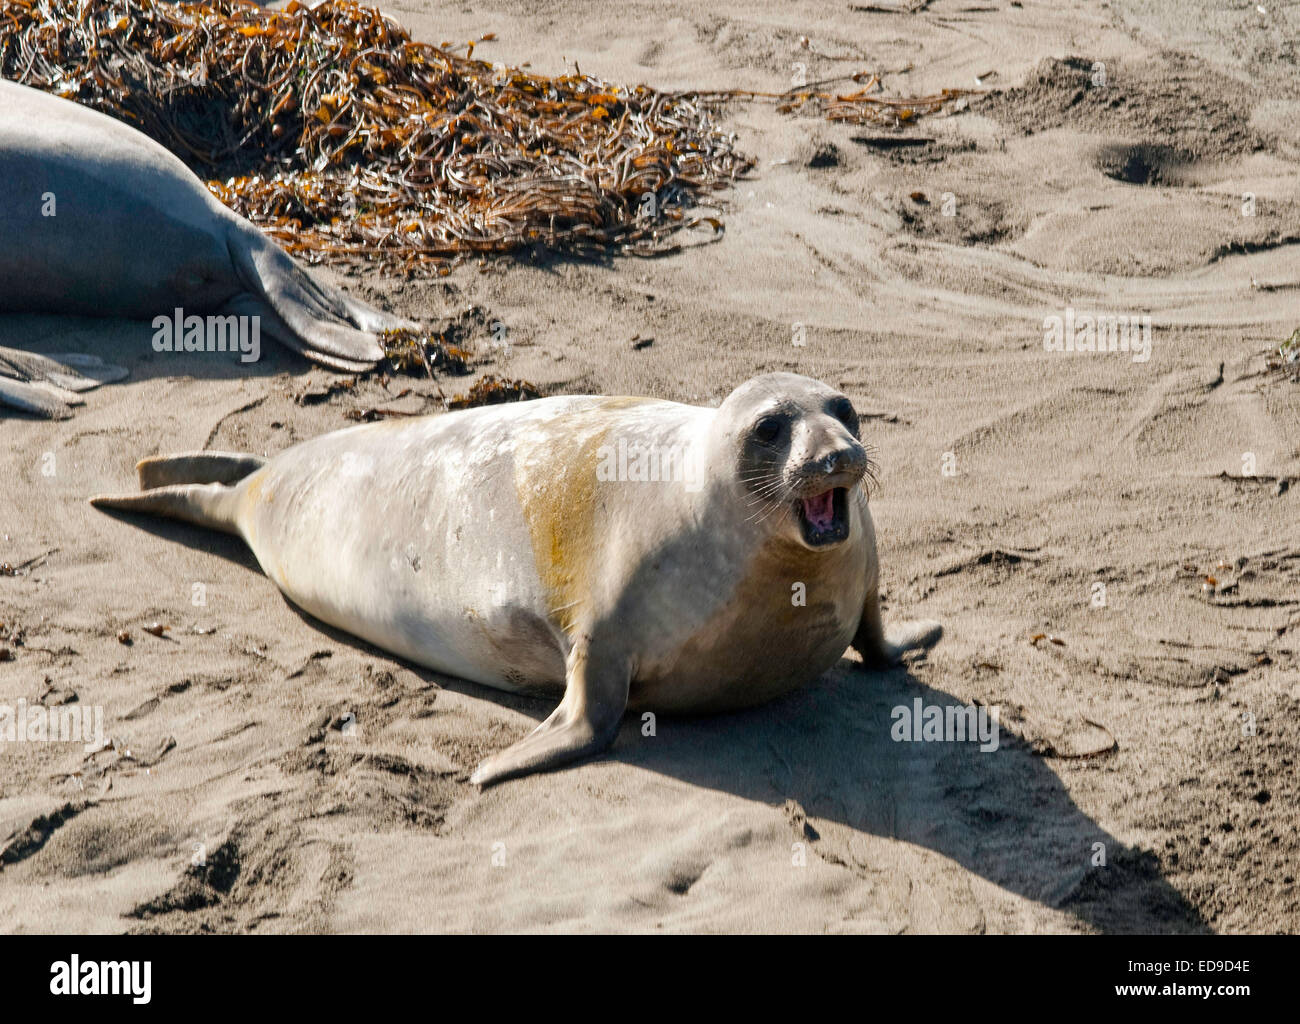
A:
<box><xmin>795</xmin><ymin>487</ymin><xmax>850</xmax><ymax>547</ymax></box>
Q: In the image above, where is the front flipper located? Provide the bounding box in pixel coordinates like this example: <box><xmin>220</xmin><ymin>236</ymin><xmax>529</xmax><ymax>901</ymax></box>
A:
<box><xmin>0</xmin><ymin>347</ymin><xmax>128</xmax><ymax>418</ymax></box>
<box><xmin>470</xmin><ymin>639</ymin><xmax>630</xmax><ymax>788</ymax></box>
<box><xmin>852</xmin><ymin>587</ymin><xmax>942</xmax><ymax>669</ymax></box>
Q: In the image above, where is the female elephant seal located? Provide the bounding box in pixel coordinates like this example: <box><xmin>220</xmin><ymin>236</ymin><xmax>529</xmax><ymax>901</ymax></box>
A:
<box><xmin>91</xmin><ymin>372</ymin><xmax>941</xmax><ymax>785</ymax></box>
<box><xmin>0</xmin><ymin>79</ymin><xmax>412</xmax><ymax>416</ymax></box>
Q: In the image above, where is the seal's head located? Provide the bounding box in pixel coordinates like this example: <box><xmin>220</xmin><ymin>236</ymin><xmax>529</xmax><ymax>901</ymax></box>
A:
<box><xmin>717</xmin><ymin>372</ymin><xmax>875</xmax><ymax>550</ymax></box>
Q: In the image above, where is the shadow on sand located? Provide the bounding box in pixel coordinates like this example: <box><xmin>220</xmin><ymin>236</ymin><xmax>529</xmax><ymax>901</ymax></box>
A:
<box><xmin>0</xmin><ymin>308</ymin><xmax>390</xmax><ymax>415</ymax></box>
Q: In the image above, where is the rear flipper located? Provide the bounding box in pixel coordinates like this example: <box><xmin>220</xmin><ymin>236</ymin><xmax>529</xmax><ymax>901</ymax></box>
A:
<box><xmin>227</xmin><ymin>223</ymin><xmax>417</xmax><ymax>373</ymax></box>
<box><xmin>90</xmin><ymin>482</ymin><xmax>243</xmax><ymax>535</ymax></box>
<box><xmin>0</xmin><ymin>346</ymin><xmax>128</xmax><ymax>418</ymax></box>
<box><xmin>90</xmin><ymin>450</ymin><xmax>264</xmax><ymax>534</ymax></box>
<box><xmin>136</xmin><ymin>451</ymin><xmax>266</xmax><ymax>490</ymax></box>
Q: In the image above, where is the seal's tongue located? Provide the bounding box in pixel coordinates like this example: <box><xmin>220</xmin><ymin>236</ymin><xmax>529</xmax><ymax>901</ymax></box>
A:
<box><xmin>802</xmin><ymin>489</ymin><xmax>836</xmax><ymax>530</ymax></box>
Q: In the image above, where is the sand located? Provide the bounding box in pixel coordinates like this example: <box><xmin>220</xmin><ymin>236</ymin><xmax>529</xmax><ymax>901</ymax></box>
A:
<box><xmin>2</xmin><ymin>0</ymin><xmax>1298</xmax><ymax>933</ymax></box>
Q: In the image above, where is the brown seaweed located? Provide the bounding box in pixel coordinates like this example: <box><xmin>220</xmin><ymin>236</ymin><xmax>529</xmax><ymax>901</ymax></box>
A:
<box><xmin>0</xmin><ymin>0</ymin><xmax>751</xmax><ymax>271</ymax></box>
<box><xmin>1</xmin><ymin>0</ymin><xmax>968</xmax><ymax>276</ymax></box>
<box><xmin>448</xmin><ymin>374</ymin><xmax>541</xmax><ymax>409</ymax></box>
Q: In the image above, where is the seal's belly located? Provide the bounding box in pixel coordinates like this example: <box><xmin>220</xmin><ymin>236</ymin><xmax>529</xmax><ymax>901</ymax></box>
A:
<box><xmin>629</xmin><ymin>573</ymin><xmax>866</xmax><ymax>714</ymax></box>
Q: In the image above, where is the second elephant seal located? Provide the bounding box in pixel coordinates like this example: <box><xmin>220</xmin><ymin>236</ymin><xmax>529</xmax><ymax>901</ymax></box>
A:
<box><xmin>0</xmin><ymin>79</ymin><xmax>414</xmax><ymax>417</ymax></box>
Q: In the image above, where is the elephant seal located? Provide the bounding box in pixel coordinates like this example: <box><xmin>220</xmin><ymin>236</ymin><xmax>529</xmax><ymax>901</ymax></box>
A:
<box><xmin>91</xmin><ymin>372</ymin><xmax>941</xmax><ymax>785</ymax></box>
<box><xmin>0</xmin><ymin>79</ymin><xmax>413</xmax><ymax>417</ymax></box>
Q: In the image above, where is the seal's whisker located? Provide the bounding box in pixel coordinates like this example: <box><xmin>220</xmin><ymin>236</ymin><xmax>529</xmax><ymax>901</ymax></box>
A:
<box><xmin>743</xmin><ymin>479</ymin><xmax>789</xmax><ymax>505</ymax></box>
<box><xmin>860</xmin><ymin>452</ymin><xmax>881</xmax><ymax>493</ymax></box>
<box><xmin>744</xmin><ymin>494</ymin><xmax>782</xmax><ymax>523</ymax></box>
<box><xmin>751</xmin><ymin>492</ymin><xmax>792</xmax><ymax>526</ymax></box>
<box><xmin>757</xmin><ymin>503</ymin><xmax>791</xmax><ymax>528</ymax></box>
<box><xmin>746</xmin><ymin>476</ymin><xmax>788</xmax><ymax>496</ymax></box>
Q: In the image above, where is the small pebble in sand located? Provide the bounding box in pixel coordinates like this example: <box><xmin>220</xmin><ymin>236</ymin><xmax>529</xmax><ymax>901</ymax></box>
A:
<box><xmin>143</xmin><ymin>623</ymin><xmax>169</xmax><ymax>638</ymax></box>
<box><xmin>117</xmin><ymin>631</ymin><xmax>132</xmax><ymax>645</ymax></box>
<box><xmin>0</xmin><ymin>646</ymin><xmax>12</xmax><ymax>662</ymax></box>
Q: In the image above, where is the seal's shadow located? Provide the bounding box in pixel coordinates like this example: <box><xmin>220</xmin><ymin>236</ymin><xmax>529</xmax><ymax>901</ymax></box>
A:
<box><xmin>92</xmin><ymin>511</ymin><xmax>264</xmax><ymax>572</ymax></box>
<box><xmin>95</xmin><ymin>512</ymin><xmax>1205</xmax><ymax>934</ymax></box>
<box><xmin>616</xmin><ymin>661</ymin><xmax>1208</xmax><ymax>935</ymax></box>
<box><xmin>423</xmin><ymin>650</ymin><xmax>1207</xmax><ymax>935</ymax></box>
<box><xmin>378</xmin><ymin>636</ymin><xmax>1203</xmax><ymax>934</ymax></box>
<box><xmin>0</xmin><ymin>307</ymin><xmax>393</xmax><ymax>400</ymax></box>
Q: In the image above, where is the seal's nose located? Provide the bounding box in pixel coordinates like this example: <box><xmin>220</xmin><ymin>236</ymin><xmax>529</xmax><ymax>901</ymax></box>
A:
<box><xmin>818</xmin><ymin>442</ymin><xmax>866</xmax><ymax>479</ymax></box>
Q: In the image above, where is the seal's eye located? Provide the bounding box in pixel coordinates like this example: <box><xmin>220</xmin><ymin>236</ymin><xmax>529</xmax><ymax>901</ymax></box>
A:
<box><xmin>753</xmin><ymin>416</ymin><xmax>785</xmax><ymax>445</ymax></box>
<box><xmin>829</xmin><ymin>398</ymin><xmax>859</xmax><ymax>432</ymax></box>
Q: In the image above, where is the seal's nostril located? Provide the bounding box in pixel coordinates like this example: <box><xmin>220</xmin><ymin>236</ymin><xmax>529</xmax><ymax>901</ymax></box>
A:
<box><xmin>822</xmin><ymin>449</ymin><xmax>856</xmax><ymax>474</ymax></box>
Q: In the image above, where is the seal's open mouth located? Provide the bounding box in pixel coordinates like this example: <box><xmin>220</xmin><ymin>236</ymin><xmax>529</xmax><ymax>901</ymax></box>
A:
<box><xmin>796</xmin><ymin>487</ymin><xmax>849</xmax><ymax>546</ymax></box>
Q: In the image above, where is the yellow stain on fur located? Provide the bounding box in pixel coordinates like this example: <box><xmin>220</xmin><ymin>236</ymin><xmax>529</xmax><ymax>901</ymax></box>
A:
<box><xmin>239</xmin><ymin>473</ymin><xmax>275</xmax><ymax>559</ymax></box>
<box><xmin>513</xmin><ymin>398</ymin><xmax>652</xmax><ymax>634</ymax></box>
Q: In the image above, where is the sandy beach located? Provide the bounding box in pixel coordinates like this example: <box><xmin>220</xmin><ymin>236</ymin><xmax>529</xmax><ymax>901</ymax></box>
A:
<box><xmin>2</xmin><ymin>0</ymin><xmax>1298</xmax><ymax>933</ymax></box>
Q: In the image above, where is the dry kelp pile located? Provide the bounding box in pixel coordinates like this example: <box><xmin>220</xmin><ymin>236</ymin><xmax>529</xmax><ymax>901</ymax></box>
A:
<box><xmin>1</xmin><ymin>0</ymin><xmax>971</xmax><ymax>275</ymax></box>
<box><xmin>0</xmin><ymin>0</ymin><xmax>750</xmax><ymax>270</ymax></box>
